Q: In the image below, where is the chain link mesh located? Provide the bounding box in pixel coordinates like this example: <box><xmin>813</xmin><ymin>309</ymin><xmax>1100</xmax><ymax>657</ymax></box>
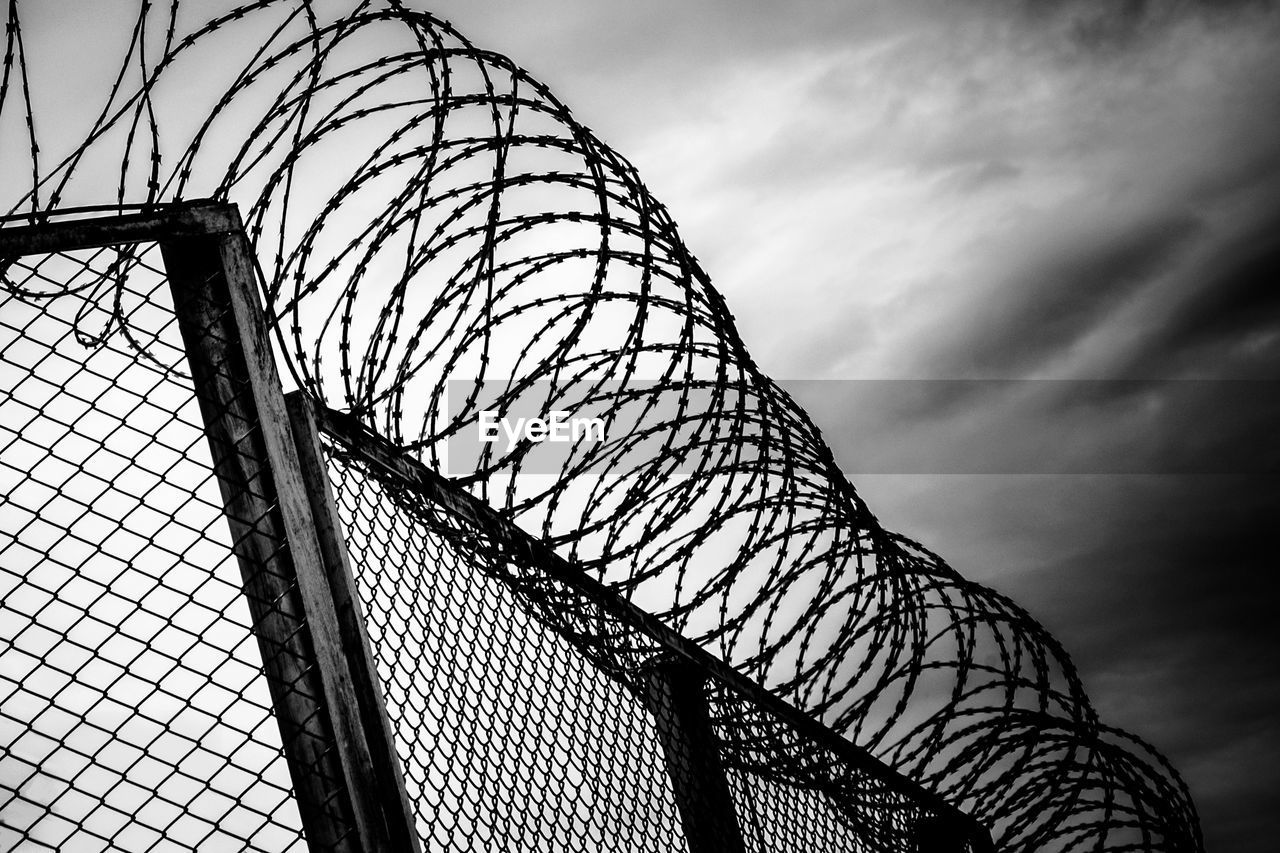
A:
<box><xmin>318</xmin><ymin>427</ymin><xmax>977</xmax><ymax>853</ymax></box>
<box><xmin>1</xmin><ymin>242</ymin><xmax>307</xmax><ymax>851</ymax></box>
<box><xmin>321</xmin><ymin>436</ymin><xmax>689</xmax><ymax>852</ymax></box>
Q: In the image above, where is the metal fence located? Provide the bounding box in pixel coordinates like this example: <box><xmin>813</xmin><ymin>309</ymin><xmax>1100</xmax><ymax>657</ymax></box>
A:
<box><xmin>1</xmin><ymin>1</ymin><xmax>1207</xmax><ymax>849</ymax></box>
<box><xmin>1</xmin><ymin>217</ymin><xmax>307</xmax><ymax>849</ymax></box>
<box><xmin>2</xmin><ymin>202</ymin><xmax>989</xmax><ymax>852</ymax></box>
<box><xmin>316</xmin><ymin>407</ymin><xmax>983</xmax><ymax>853</ymax></box>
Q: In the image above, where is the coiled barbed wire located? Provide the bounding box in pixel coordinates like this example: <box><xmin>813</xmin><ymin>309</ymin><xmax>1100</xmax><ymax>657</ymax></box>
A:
<box><xmin>1</xmin><ymin>2</ymin><xmax>1202</xmax><ymax>850</ymax></box>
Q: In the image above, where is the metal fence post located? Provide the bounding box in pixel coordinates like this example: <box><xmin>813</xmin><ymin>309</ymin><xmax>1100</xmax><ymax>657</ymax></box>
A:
<box><xmin>284</xmin><ymin>390</ymin><xmax>423</xmax><ymax>852</ymax></box>
<box><xmin>645</xmin><ymin>661</ymin><xmax>748</xmax><ymax>853</ymax></box>
<box><xmin>160</xmin><ymin>201</ymin><xmax>419</xmax><ymax>852</ymax></box>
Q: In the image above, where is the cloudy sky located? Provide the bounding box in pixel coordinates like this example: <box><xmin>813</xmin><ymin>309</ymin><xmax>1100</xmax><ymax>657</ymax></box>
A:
<box><xmin>4</xmin><ymin>0</ymin><xmax>1275</xmax><ymax>848</ymax></box>
<box><xmin>420</xmin><ymin>1</ymin><xmax>1280</xmax><ymax>848</ymax></box>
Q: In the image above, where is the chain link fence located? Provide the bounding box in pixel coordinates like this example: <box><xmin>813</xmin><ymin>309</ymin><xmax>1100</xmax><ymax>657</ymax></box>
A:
<box><xmin>2</xmin><ymin>204</ymin><xmax>988</xmax><ymax>852</ymax></box>
<box><xmin>322</xmin><ymin>438</ymin><xmax>690</xmax><ymax>851</ymax></box>
<box><xmin>1</xmin><ymin>235</ymin><xmax>308</xmax><ymax>850</ymax></box>
<box><xmin>315</xmin><ymin>408</ymin><xmax>984</xmax><ymax>853</ymax></box>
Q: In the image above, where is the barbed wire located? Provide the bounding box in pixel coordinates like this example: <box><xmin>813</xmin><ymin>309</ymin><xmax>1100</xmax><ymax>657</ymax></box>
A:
<box><xmin>1</xmin><ymin>1</ymin><xmax>1203</xmax><ymax>850</ymax></box>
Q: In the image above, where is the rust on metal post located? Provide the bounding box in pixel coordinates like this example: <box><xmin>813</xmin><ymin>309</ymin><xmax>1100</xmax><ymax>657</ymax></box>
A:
<box><xmin>285</xmin><ymin>391</ymin><xmax>423</xmax><ymax>853</ymax></box>
<box><xmin>644</xmin><ymin>662</ymin><xmax>747</xmax><ymax>853</ymax></box>
<box><xmin>160</xmin><ymin>200</ymin><xmax>413</xmax><ymax>852</ymax></box>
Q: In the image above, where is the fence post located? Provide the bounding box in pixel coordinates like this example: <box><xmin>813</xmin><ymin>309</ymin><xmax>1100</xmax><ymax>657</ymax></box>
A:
<box><xmin>284</xmin><ymin>390</ymin><xmax>423</xmax><ymax>852</ymax></box>
<box><xmin>645</xmin><ymin>661</ymin><xmax>748</xmax><ymax>853</ymax></box>
<box><xmin>160</xmin><ymin>201</ymin><xmax>418</xmax><ymax>852</ymax></box>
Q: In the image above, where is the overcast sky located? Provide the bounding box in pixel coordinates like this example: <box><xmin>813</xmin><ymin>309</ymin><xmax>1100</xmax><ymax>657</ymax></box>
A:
<box><xmin>420</xmin><ymin>1</ymin><xmax>1280</xmax><ymax>849</ymax></box>
<box><xmin>5</xmin><ymin>0</ymin><xmax>1276</xmax><ymax>848</ymax></box>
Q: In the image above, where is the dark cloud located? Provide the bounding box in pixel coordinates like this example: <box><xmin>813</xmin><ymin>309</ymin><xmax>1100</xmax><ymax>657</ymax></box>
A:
<box><xmin>1017</xmin><ymin>0</ymin><xmax>1280</xmax><ymax>52</ymax></box>
<box><xmin>792</xmin><ymin>377</ymin><xmax>1278</xmax><ymax>475</ymax></box>
<box><xmin>1120</xmin><ymin>211</ymin><xmax>1280</xmax><ymax>380</ymax></box>
<box><xmin>1058</xmin><ymin>0</ymin><xmax>1155</xmax><ymax>50</ymax></box>
<box><xmin>1003</xmin><ymin>473</ymin><xmax>1280</xmax><ymax>853</ymax></box>
<box><xmin>843</xmin><ymin>468</ymin><xmax>1279</xmax><ymax>852</ymax></box>
<box><xmin>926</xmin><ymin>212</ymin><xmax>1204</xmax><ymax>375</ymax></box>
